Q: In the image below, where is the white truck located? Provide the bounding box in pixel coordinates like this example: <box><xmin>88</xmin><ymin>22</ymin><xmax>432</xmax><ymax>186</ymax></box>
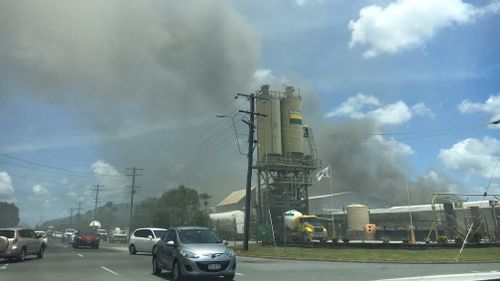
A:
<box><xmin>109</xmin><ymin>227</ymin><xmax>128</xmax><ymax>243</ymax></box>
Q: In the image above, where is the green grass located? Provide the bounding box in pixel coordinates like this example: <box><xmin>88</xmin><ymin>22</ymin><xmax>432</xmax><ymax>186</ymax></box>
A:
<box><xmin>234</xmin><ymin>245</ymin><xmax>500</xmax><ymax>263</ymax></box>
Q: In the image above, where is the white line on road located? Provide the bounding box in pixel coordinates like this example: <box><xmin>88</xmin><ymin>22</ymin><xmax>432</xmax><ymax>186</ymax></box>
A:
<box><xmin>0</xmin><ymin>264</ymin><xmax>8</xmax><ymax>270</ymax></box>
<box><xmin>236</xmin><ymin>273</ymin><xmax>244</xmax><ymax>276</ymax></box>
<box><xmin>77</xmin><ymin>254</ymin><xmax>84</xmax><ymax>258</ymax></box>
<box><xmin>101</xmin><ymin>266</ymin><xmax>119</xmax><ymax>275</ymax></box>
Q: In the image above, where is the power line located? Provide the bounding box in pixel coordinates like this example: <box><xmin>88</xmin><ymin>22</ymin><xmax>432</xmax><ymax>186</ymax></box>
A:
<box><xmin>164</xmin><ymin>100</ymin><xmax>247</xmax><ymax>163</ymax></box>
<box><xmin>0</xmin><ymin>152</ymin><xmax>125</xmax><ymax>178</ymax></box>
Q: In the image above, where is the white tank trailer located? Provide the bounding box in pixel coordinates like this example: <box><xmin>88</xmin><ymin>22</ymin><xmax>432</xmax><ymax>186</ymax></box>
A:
<box><xmin>210</xmin><ymin>211</ymin><xmax>245</xmax><ymax>237</ymax></box>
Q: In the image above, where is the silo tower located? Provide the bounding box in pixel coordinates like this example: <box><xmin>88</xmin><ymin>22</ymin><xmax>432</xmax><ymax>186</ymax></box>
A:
<box><xmin>255</xmin><ymin>84</ymin><xmax>321</xmax><ymax>240</ymax></box>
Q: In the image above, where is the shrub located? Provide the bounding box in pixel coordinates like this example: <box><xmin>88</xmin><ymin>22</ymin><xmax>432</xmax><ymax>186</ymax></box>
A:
<box><xmin>331</xmin><ymin>235</ymin><xmax>339</xmax><ymax>243</ymax></box>
<box><xmin>437</xmin><ymin>235</ymin><xmax>448</xmax><ymax>244</ymax></box>
<box><xmin>402</xmin><ymin>238</ymin><xmax>409</xmax><ymax>244</ymax></box>
<box><xmin>381</xmin><ymin>236</ymin><xmax>390</xmax><ymax>243</ymax></box>
<box><xmin>342</xmin><ymin>236</ymin><xmax>350</xmax><ymax>243</ymax></box>
<box><xmin>468</xmin><ymin>231</ymin><xmax>482</xmax><ymax>243</ymax></box>
<box><xmin>454</xmin><ymin>236</ymin><xmax>464</xmax><ymax>244</ymax></box>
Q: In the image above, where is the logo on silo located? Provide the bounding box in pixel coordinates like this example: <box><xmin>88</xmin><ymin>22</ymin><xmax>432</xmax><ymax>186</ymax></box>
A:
<box><xmin>289</xmin><ymin>108</ymin><xmax>302</xmax><ymax>124</ymax></box>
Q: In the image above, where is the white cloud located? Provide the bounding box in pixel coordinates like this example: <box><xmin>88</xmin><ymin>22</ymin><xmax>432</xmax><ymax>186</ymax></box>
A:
<box><xmin>91</xmin><ymin>160</ymin><xmax>128</xmax><ymax>198</ymax></box>
<box><xmin>0</xmin><ymin>171</ymin><xmax>15</xmax><ymax>201</ymax></box>
<box><xmin>370</xmin><ymin>135</ymin><xmax>415</xmax><ymax>155</ymax></box>
<box><xmin>325</xmin><ymin>93</ymin><xmax>380</xmax><ymax>118</ymax></box>
<box><xmin>412</xmin><ymin>103</ymin><xmax>435</xmax><ymax>117</ymax></box>
<box><xmin>458</xmin><ymin>94</ymin><xmax>500</xmax><ymax>124</ymax></box>
<box><xmin>325</xmin><ymin>93</ymin><xmax>434</xmax><ymax>126</ymax></box>
<box><xmin>252</xmin><ymin>68</ymin><xmax>292</xmax><ymax>88</ymax></box>
<box><xmin>32</xmin><ymin>184</ymin><xmax>49</xmax><ymax>195</ymax></box>
<box><xmin>368</xmin><ymin>101</ymin><xmax>412</xmax><ymax>126</ymax></box>
<box><xmin>253</xmin><ymin>69</ymin><xmax>274</xmax><ymax>84</ymax></box>
<box><xmin>293</xmin><ymin>0</ymin><xmax>325</xmax><ymax>7</ymax></box>
<box><xmin>438</xmin><ymin>136</ymin><xmax>500</xmax><ymax>178</ymax></box>
<box><xmin>29</xmin><ymin>184</ymin><xmax>58</xmax><ymax>209</ymax></box>
<box><xmin>348</xmin><ymin>0</ymin><xmax>500</xmax><ymax>58</ymax></box>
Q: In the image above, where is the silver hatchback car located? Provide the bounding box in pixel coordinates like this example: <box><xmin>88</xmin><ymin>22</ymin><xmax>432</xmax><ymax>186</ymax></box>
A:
<box><xmin>153</xmin><ymin>226</ymin><xmax>236</xmax><ymax>280</ymax></box>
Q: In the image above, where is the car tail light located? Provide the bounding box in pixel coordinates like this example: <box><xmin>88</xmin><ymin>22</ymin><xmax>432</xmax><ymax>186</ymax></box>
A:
<box><xmin>13</xmin><ymin>237</ymin><xmax>18</xmax><ymax>244</ymax></box>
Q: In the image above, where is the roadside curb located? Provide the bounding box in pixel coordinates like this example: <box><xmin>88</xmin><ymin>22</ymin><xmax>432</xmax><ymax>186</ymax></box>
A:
<box><xmin>236</xmin><ymin>253</ymin><xmax>500</xmax><ymax>264</ymax></box>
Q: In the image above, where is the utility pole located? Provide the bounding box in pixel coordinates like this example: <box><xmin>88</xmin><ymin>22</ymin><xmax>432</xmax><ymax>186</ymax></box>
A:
<box><xmin>76</xmin><ymin>201</ymin><xmax>82</xmax><ymax>226</ymax></box>
<box><xmin>126</xmin><ymin>167</ymin><xmax>143</xmax><ymax>235</ymax></box>
<box><xmin>69</xmin><ymin>208</ymin><xmax>74</xmax><ymax>226</ymax></box>
<box><xmin>94</xmin><ymin>184</ymin><xmax>103</xmax><ymax>220</ymax></box>
<box><xmin>76</xmin><ymin>201</ymin><xmax>82</xmax><ymax>216</ymax></box>
<box><xmin>237</xmin><ymin>92</ymin><xmax>266</xmax><ymax>251</ymax></box>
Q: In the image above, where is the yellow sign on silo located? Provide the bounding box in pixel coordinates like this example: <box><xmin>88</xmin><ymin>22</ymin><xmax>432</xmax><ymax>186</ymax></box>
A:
<box><xmin>289</xmin><ymin>108</ymin><xmax>302</xmax><ymax>124</ymax></box>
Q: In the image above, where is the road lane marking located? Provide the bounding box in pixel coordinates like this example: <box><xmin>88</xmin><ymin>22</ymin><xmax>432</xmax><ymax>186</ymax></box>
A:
<box><xmin>77</xmin><ymin>253</ymin><xmax>84</xmax><ymax>258</ymax></box>
<box><xmin>236</xmin><ymin>273</ymin><xmax>244</xmax><ymax>276</ymax></box>
<box><xmin>0</xmin><ymin>264</ymin><xmax>8</xmax><ymax>270</ymax></box>
<box><xmin>101</xmin><ymin>266</ymin><xmax>119</xmax><ymax>275</ymax></box>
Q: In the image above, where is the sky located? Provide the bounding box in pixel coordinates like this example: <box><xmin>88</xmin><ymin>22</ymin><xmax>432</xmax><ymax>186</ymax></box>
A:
<box><xmin>0</xmin><ymin>0</ymin><xmax>499</xmax><ymax>226</ymax></box>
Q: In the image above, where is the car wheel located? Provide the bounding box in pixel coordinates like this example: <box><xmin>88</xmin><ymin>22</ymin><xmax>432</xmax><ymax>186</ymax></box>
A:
<box><xmin>224</xmin><ymin>273</ymin><xmax>235</xmax><ymax>280</ymax></box>
<box><xmin>37</xmin><ymin>246</ymin><xmax>45</xmax><ymax>258</ymax></box>
<box><xmin>172</xmin><ymin>261</ymin><xmax>184</xmax><ymax>281</ymax></box>
<box><xmin>95</xmin><ymin>244</ymin><xmax>99</xmax><ymax>249</ymax></box>
<box><xmin>18</xmin><ymin>247</ymin><xmax>27</xmax><ymax>262</ymax></box>
<box><xmin>129</xmin><ymin>244</ymin><xmax>137</xmax><ymax>255</ymax></box>
<box><xmin>73</xmin><ymin>243</ymin><xmax>78</xmax><ymax>248</ymax></box>
<box><xmin>152</xmin><ymin>255</ymin><xmax>162</xmax><ymax>275</ymax></box>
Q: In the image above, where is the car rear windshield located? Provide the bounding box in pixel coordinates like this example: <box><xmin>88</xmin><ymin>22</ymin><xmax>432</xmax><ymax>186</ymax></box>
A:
<box><xmin>0</xmin><ymin>230</ymin><xmax>15</xmax><ymax>238</ymax></box>
<box><xmin>178</xmin><ymin>229</ymin><xmax>221</xmax><ymax>244</ymax></box>
<box><xmin>154</xmin><ymin>230</ymin><xmax>166</xmax><ymax>238</ymax></box>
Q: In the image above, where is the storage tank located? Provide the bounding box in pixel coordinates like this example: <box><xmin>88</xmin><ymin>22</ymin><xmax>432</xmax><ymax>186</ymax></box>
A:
<box><xmin>209</xmin><ymin>211</ymin><xmax>245</xmax><ymax>234</ymax></box>
<box><xmin>256</xmin><ymin>85</ymin><xmax>282</xmax><ymax>163</ymax></box>
<box><xmin>346</xmin><ymin>204</ymin><xmax>369</xmax><ymax>231</ymax></box>
<box><xmin>280</xmin><ymin>86</ymin><xmax>304</xmax><ymax>158</ymax></box>
<box><xmin>284</xmin><ymin>209</ymin><xmax>303</xmax><ymax>230</ymax></box>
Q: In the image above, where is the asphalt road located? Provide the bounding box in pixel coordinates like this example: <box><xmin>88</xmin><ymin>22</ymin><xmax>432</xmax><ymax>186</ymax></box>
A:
<box><xmin>0</xmin><ymin>239</ymin><xmax>499</xmax><ymax>281</ymax></box>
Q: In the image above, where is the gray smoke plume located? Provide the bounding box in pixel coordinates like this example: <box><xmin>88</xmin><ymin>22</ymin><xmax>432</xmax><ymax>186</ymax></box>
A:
<box><xmin>313</xmin><ymin>120</ymin><xmax>459</xmax><ymax>205</ymax></box>
<box><xmin>0</xmin><ymin>0</ymin><xmax>260</xmax><ymax>206</ymax></box>
<box><xmin>0</xmin><ymin>0</ymin><xmax>259</xmax><ymax>126</ymax></box>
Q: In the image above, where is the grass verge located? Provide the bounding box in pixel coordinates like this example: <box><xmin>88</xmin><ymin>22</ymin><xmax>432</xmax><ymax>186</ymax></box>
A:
<box><xmin>234</xmin><ymin>245</ymin><xmax>500</xmax><ymax>263</ymax></box>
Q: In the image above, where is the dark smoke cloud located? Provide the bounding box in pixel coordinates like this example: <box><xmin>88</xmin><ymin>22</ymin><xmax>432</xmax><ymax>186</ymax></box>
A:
<box><xmin>0</xmin><ymin>0</ymin><xmax>260</xmax><ymax>204</ymax></box>
<box><xmin>313</xmin><ymin>120</ymin><xmax>459</xmax><ymax>205</ymax></box>
<box><xmin>0</xmin><ymin>0</ymin><xmax>259</xmax><ymax>128</ymax></box>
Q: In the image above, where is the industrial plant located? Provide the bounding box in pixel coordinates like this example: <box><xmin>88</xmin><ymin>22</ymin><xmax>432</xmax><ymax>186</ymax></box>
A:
<box><xmin>209</xmin><ymin>84</ymin><xmax>500</xmax><ymax>244</ymax></box>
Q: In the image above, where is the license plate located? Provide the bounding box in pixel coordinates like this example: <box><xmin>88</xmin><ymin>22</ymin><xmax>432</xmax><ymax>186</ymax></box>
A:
<box><xmin>207</xmin><ymin>264</ymin><xmax>221</xmax><ymax>271</ymax></box>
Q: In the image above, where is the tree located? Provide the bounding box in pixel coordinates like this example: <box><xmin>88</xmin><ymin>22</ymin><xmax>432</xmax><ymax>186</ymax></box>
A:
<box><xmin>199</xmin><ymin>192</ymin><xmax>211</xmax><ymax>212</ymax></box>
<box><xmin>152</xmin><ymin>185</ymin><xmax>209</xmax><ymax>228</ymax></box>
<box><xmin>0</xmin><ymin>202</ymin><xmax>20</xmax><ymax>227</ymax></box>
<box><xmin>132</xmin><ymin>198</ymin><xmax>157</xmax><ymax>229</ymax></box>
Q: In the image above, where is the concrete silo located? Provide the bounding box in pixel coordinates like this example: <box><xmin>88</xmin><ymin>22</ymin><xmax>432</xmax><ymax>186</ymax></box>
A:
<box><xmin>280</xmin><ymin>86</ymin><xmax>304</xmax><ymax>158</ymax></box>
<box><xmin>256</xmin><ymin>85</ymin><xmax>282</xmax><ymax>163</ymax></box>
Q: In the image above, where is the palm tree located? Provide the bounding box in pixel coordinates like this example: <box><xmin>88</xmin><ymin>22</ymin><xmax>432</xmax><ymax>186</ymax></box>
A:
<box><xmin>199</xmin><ymin>193</ymin><xmax>211</xmax><ymax>212</ymax></box>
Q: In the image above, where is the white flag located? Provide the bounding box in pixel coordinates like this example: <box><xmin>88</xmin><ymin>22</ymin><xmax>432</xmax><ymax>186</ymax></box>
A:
<box><xmin>316</xmin><ymin>165</ymin><xmax>330</xmax><ymax>181</ymax></box>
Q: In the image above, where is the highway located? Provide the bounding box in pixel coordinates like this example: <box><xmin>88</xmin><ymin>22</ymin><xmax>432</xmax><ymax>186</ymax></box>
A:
<box><xmin>0</xmin><ymin>239</ymin><xmax>499</xmax><ymax>281</ymax></box>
